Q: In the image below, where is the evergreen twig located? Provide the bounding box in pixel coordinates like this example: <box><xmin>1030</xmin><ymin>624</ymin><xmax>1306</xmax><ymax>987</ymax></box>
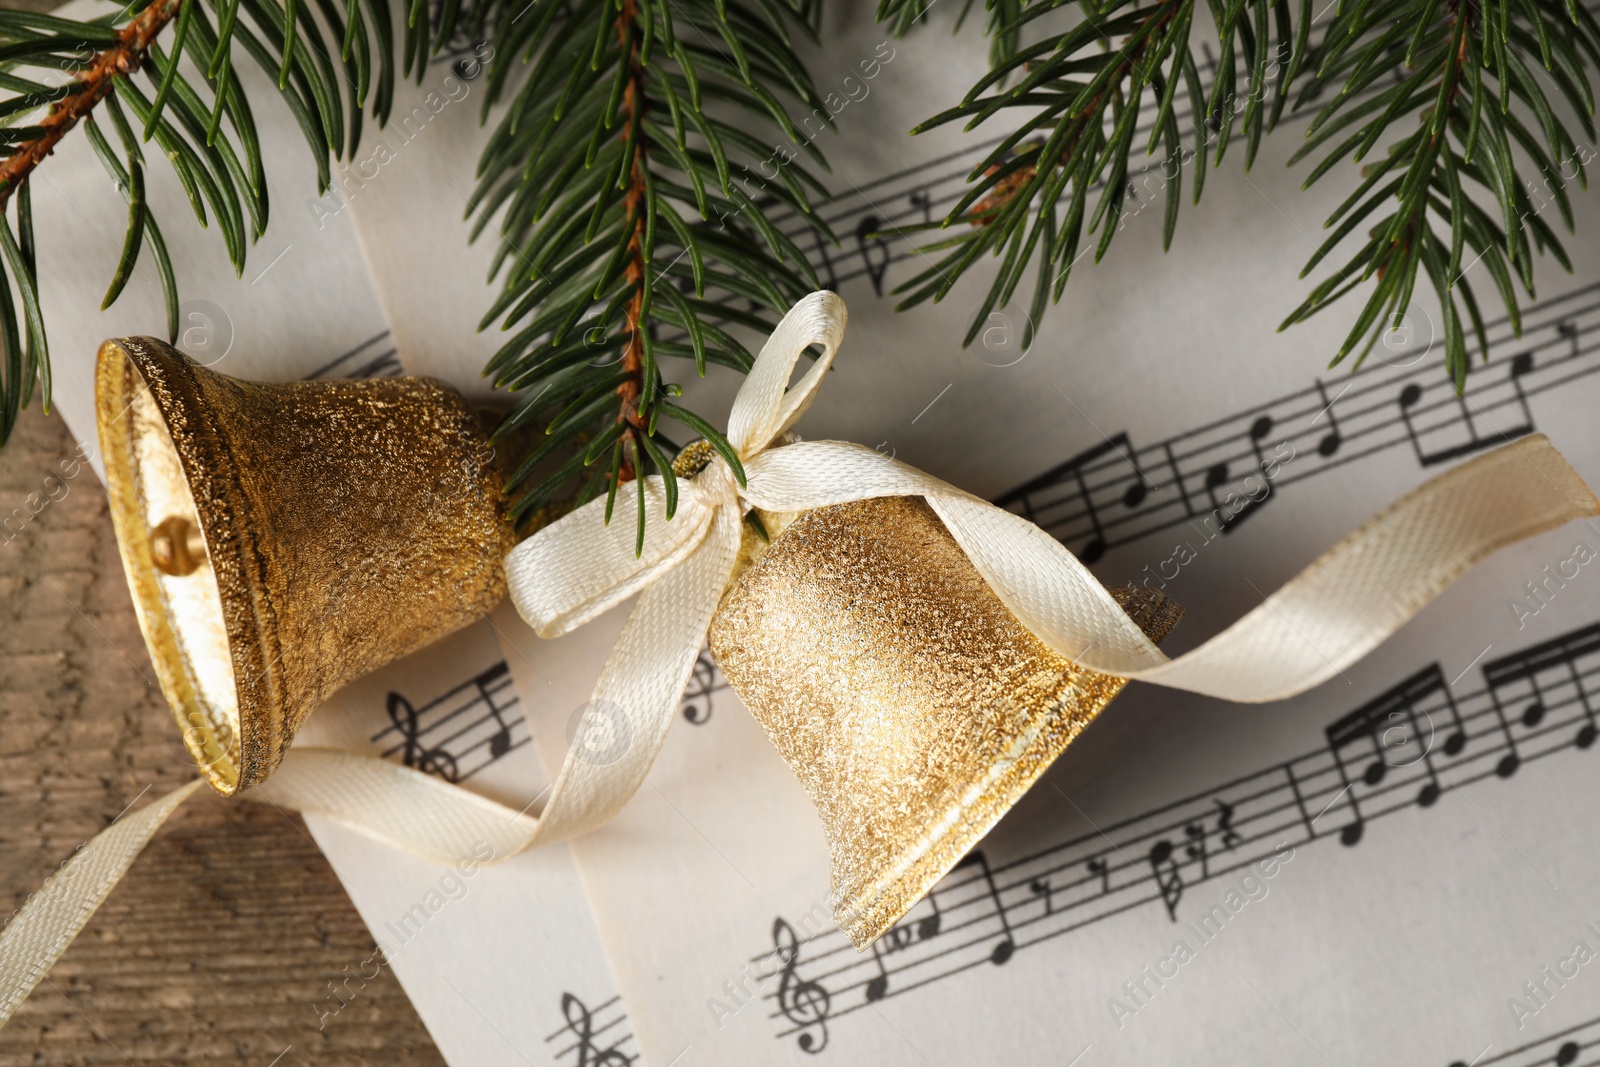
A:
<box><xmin>886</xmin><ymin>0</ymin><xmax>1600</xmax><ymax>381</ymax></box>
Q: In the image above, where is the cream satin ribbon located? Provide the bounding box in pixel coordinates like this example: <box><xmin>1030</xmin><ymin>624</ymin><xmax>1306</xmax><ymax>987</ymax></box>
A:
<box><xmin>4</xmin><ymin>290</ymin><xmax>1597</xmax><ymax>1027</ymax></box>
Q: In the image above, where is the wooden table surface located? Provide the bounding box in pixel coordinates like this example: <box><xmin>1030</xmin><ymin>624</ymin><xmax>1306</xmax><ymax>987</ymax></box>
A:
<box><xmin>0</xmin><ymin>407</ymin><xmax>446</xmax><ymax>1065</ymax></box>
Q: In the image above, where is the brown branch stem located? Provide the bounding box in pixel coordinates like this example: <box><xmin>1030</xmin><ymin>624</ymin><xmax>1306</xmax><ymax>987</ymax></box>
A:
<box><xmin>0</xmin><ymin>0</ymin><xmax>184</xmax><ymax>206</ymax></box>
<box><xmin>613</xmin><ymin>0</ymin><xmax>647</xmax><ymax>484</ymax></box>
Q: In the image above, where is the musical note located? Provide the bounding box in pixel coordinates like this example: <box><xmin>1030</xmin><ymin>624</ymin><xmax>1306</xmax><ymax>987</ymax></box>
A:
<box><xmin>1484</xmin><ymin>623</ymin><xmax>1600</xmax><ymax>761</ymax></box>
<box><xmin>485</xmin><ymin>700</ymin><xmax>512</xmax><ymax>760</ymax></box>
<box><xmin>1184</xmin><ymin>822</ymin><xmax>1209</xmax><ymax>879</ymax></box>
<box><xmin>1324</xmin><ymin>667</ymin><xmax>1453</xmax><ymax>839</ymax></box>
<box><xmin>1285</xmin><ymin>764</ymin><xmax>1317</xmax><ymax>842</ymax></box>
<box><xmin>1558</xmin><ymin>319</ymin><xmax>1579</xmax><ymax>358</ymax></box>
<box><xmin>1332</xmin><ymin>665</ymin><xmax>1458</xmax><ymax>816</ymax></box>
<box><xmin>1218</xmin><ymin>415</ymin><xmax>1277</xmax><ymax>533</ymax></box>
<box><xmin>1440</xmin><ymin>671</ymin><xmax>1469</xmax><ymax>759</ymax></box>
<box><xmin>1161</xmin><ymin>442</ymin><xmax>1195</xmax><ymax>517</ymax></box>
<box><xmin>1200</xmin><ymin>461</ymin><xmax>1229</xmax><ymax>526</ymax></box>
<box><xmin>864</xmin><ymin>941</ymin><xmax>890</xmax><ymax>1003</ymax></box>
<box><xmin>855</xmin><ymin>215</ymin><xmax>891</xmax><ymax>297</ymax></box>
<box><xmin>371</xmin><ymin>662</ymin><xmax>524</xmax><ymax>782</ymax></box>
<box><xmin>1577</xmin><ymin>669</ymin><xmax>1598</xmax><ymax>751</ymax></box>
<box><xmin>908</xmin><ymin>188</ymin><xmax>933</xmax><ymax>224</ymax></box>
<box><xmin>995</xmin><ymin>432</ymin><xmax>1153</xmax><ymax>563</ymax></box>
<box><xmin>1087</xmin><ymin>856</ymin><xmax>1110</xmax><ymax>894</ymax></box>
<box><xmin>1149</xmin><ymin>839</ymin><xmax>1183</xmax><ymax>920</ymax></box>
<box><xmin>1214</xmin><ymin>799</ymin><xmax>1241</xmax><ymax>850</ymax></box>
<box><xmin>1312</xmin><ymin>379</ymin><xmax>1343</xmax><ymax>457</ymax></box>
<box><xmin>557</xmin><ymin>994</ymin><xmax>632</xmax><ymax>1067</ymax></box>
<box><xmin>1322</xmin><ymin>726</ymin><xmax>1371</xmax><ymax>846</ymax></box>
<box><xmin>1511</xmin><ymin>349</ymin><xmax>1536</xmax><ymax>421</ymax></box>
<box><xmin>1557</xmin><ymin>1040</ymin><xmax>1581</xmax><ymax>1066</ymax></box>
<box><xmin>1398</xmin><ymin>353</ymin><xmax>1535</xmax><ymax>467</ymax></box>
<box><xmin>954</xmin><ymin>851</ymin><xmax>1015</xmax><ymax>964</ymax></box>
<box><xmin>773</xmin><ymin>918</ymin><xmax>830</xmax><ymax>1053</ymax></box>
<box><xmin>915</xmin><ymin>890</ymin><xmax>943</xmax><ymax>940</ymax></box>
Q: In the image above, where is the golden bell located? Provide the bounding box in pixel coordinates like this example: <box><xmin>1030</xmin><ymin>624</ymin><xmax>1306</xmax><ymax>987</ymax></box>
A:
<box><xmin>96</xmin><ymin>337</ymin><xmax>516</xmax><ymax>795</ymax></box>
<box><xmin>708</xmin><ymin>496</ymin><xmax>1182</xmax><ymax>949</ymax></box>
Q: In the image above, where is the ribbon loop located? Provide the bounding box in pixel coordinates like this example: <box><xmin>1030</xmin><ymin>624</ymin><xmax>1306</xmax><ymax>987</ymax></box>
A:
<box><xmin>726</xmin><ymin>290</ymin><xmax>848</xmax><ymax>458</ymax></box>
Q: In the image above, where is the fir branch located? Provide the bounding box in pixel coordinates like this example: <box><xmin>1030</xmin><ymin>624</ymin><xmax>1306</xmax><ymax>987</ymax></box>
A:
<box><xmin>614</xmin><ymin>0</ymin><xmax>648</xmax><ymax>476</ymax></box>
<box><xmin>470</xmin><ymin>0</ymin><xmax>834</xmax><ymax>543</ymax></box>
<box><xmin>878</xmin><ymin>0</ymin><xmax>1023</xmax><ymax>66</ymax></box>
<box><xmin>890</xmin><ymin>0</ymin><xmax>1233</xmax><ymax>350</ymax></box>
<box><xmin>0</xmin><ymin>0</ymin><xmax>423</xmax><ymax>445</ymax></box>
<box><xmin>0</xmin><ymin>0</ymin><xmax>180</xmax><ymax>205</ymax></box>
<box><xmin>893</xmin><ymin>0</ymin><xmax>1600</xmax><ymax>384</ymax></box>
<box><xmin>1284</xmin><ymin>0</ymin><xmax>1600</xmax><ymax>383</ymax></box>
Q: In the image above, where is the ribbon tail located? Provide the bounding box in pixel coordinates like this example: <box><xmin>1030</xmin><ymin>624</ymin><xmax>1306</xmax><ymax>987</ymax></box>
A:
<box><xmin>749</xmin><ymin>435</ymin><xmax>1599</xmax><ymax>703</ymax></box>
<box><xmin>0</xmin><ymin>778</ymin><xmax>205</xmax><ymax>1027</ymax></box>
<box><xmin>941</xmin><ymin>434</ymin><xmax>1599</xmax><ymax>702</ymax></box>
<box><xmin>1123</xmin><ymin>434</ymin><xmax>1600</xmax><ymax>701</ymax></box>
<box><xmin>252</xmin><ymin>749</ymin><xmax>542</xmax><ymax>861</ymax></box>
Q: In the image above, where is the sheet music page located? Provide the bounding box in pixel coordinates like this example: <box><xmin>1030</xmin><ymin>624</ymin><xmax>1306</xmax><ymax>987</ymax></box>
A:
<box><xmin>30</xmin><ymin>0</ymin><xmax>1600</xmax><ymax>1063</ymax></box>
<box><xmin>34</xmin><ymin>9</ymin><xmax>644</xmax><ymax>1063</ymax></box>
<box><xmin>293</xmin><ymin>622</ymin><xmax>646</xmax><ymax>1067</ymax></box>
<box><xmin>457</xmin><ymin>8</ymin><xmax>1600</xmax><ymax>1067</ymax></box>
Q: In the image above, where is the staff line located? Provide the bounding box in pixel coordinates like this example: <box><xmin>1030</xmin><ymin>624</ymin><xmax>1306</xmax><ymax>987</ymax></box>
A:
<box><xmin>999</xmin><ymin>284</ymin><xmax>1600</xmax><ymax>501</ymax></box>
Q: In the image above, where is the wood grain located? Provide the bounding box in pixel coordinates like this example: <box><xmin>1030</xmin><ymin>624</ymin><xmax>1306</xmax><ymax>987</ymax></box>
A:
<box><xmin>0</xmin><ymin>407</ymin><xmax>446</xmax><ymax>1065</ymax></box>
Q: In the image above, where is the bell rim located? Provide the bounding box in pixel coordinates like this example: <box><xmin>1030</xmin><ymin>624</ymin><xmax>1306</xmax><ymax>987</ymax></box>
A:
<box><xmin>96</xmin><ymin>337</ymin><xmax>295</xmax><ymax>795</ymax></box>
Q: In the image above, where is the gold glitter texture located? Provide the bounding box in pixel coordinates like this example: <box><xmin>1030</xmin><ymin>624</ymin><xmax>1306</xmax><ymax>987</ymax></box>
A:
<box><xmin>708</xmin><ymin>496</ymin><xmax>1182</xmax><ymax>949</ymax></box>
<box><xmin>97</xmin><ymin>338</ymin><xmax>515</xmax><ymax>795</ymax></box>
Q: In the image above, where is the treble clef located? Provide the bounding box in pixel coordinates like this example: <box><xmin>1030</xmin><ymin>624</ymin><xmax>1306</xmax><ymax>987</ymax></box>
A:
<box><xmin>386</xmin><ymin>692</ymin><xmax>459</xmax><ymax>782</ymax></box>
<box><xmin>560</xmin><ymin>993</ymin><xmax>631</xmax><ymax>1067</ymax></box>
<box><xmin>773</xmin><ymin>918</ymin><xmax>830</xmax><ymax>1054</ymax></box>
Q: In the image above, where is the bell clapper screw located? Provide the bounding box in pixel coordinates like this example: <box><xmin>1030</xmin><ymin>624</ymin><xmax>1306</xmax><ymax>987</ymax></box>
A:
<box><xmin>150</xmin><ymin>515</ymin><xmax>207</xmax><ymax>576</ymax></box>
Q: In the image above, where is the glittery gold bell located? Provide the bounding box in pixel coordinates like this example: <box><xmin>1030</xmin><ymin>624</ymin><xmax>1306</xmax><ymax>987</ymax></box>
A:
<box><xmin>96</xmin><ymin>337</ymin><xmax>516</xmax><ymax>795</ymax></box>
<box><xmin>708</xmin><ymin>496</ymin><xmax>1182</xmax><ymax>949</ymax></box>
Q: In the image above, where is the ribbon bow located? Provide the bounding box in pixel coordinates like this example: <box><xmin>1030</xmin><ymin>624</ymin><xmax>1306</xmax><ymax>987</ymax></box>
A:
<box><xmin>504</xmin><ymin>291</ymin><xmax>1600</xmax><ymax>844</ymax></box>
